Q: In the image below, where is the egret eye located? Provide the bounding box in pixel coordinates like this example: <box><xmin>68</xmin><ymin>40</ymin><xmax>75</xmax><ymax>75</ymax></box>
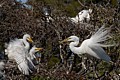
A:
<box><xmin>79</xmin><ymin>11</ymin><xmax>83</xmax><ymax>15</ymax></box>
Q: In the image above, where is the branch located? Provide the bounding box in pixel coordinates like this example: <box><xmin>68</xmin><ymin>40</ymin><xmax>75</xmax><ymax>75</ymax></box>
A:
<box><xmin>78</xmin><ymin>0</ymin><xmax>85</xmax><ymax>7</ymax></box>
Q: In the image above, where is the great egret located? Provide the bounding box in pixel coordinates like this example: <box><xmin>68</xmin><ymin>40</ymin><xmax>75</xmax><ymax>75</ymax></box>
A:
<box><xmin>5</xmin><ymin>34</ymin><xmax>36</xmax><ymax>72</ymax></box>
<box><xmin>5</xmin><ymin>34</ymin><xmax>34</xmax><ymax>75</ymax></box>
<box><xmin>26</xmin><ymin>45</ymin><xmax>43</xmax><ymax>71</ymax></box>
<box><xmin>60</xmin><ymin>26</ymin><xmax>112</xmax><ymax>62</ymax></box>
<box><xmin>29</xmin><ymin>45</ymin><xmax>43</xmax><ymax>60</ymax></box>
<box><xmin>28</xmin><ymin>46</ymin><xmax>43</xmax><ymax>65</ymax></box>
<box><xmin>70</xmin><ymin>9</ymin><xmax>92</xmax><ymax>23</ymax></box>
<box><xmin>5</xmin><ymin>34</ymin><xmax>33</xmax><ymax>55</ymax></box>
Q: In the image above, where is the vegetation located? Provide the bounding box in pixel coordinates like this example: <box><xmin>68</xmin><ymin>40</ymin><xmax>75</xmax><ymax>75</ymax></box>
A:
<box><xmin>0</xmin><ymin>0</ymin><xmax>119</xmax><ymax>80</ymax></box>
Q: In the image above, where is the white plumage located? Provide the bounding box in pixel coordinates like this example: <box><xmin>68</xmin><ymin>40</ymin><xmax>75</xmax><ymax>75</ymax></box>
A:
<box><xmin>29</xmin><ymin>46</ymin><xmax>43</xmax><ymax>60</ymax></box>
<box><xmin>28</xmin><ymin>46</ymin><xmax>43</xmax><ymax>65</ymax></box>
<box><xmin>70</xmin><ymin>9</ymin><xmax>92</xmax><ymax>23</ymax></box>
<box><xmin>0</xmin><ymin>62</ymin><xmax>4</xmax><ymax>70</ymax></box>
<box><xmin>0</xmin><ymin>61</ymin><xmax>5</xmax><ymax>79</ymax></box>
<box><xmin>5</xmin><ymin>34</ymin><xmax>34</xmax><ymax>75</ymax></box>
<box><xmin>60</xmin><ymin>25</ymin><xmax>112</xmax><ymax>62</ymax></box>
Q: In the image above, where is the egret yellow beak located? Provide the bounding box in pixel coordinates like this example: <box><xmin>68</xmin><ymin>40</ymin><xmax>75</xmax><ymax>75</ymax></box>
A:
<box><xmin>35</xmin><ymin>48</ymin><xmax>43</xmax><ymax>51</ymax></box>
<box><xmin>59</xmin><ymin>38</ymin><xmax>69</xmax><ymax>44</ymax></box>
<box><xmin>27</xmin><ymin>37</ymin><xmax>33</xmax><ymax>43</ymax></box>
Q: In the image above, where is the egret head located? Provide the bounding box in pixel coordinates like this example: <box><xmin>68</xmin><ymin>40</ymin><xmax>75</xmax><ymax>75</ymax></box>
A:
<box><xmin>78</xmin><ymin>11</ymin><xmax>84</xmax><ymax>15</ymax></box>
<box><xmin>60</xmin><ymin>36</ymin><xmax>79</xmax><ymax>43</ymax></box>
<box><xmin>68</xmin><ymin>36</ymin><xmax>79</xmax><ymax>42</ymax></box>
<box><xmin>30</xmin><ymin>46</ymin><xmax>43</xmax><ymax>53</ymax></box>
<box><xmin>23</xmin><ymin>34</ymin><xmax>33</xmax><ymax>43</ymax></box>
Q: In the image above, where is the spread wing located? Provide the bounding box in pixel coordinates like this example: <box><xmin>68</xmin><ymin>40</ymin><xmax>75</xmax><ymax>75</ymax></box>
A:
<box><xmin>86</xmin><ymin>45</ymin><xmax>111</xmax><ymax>62</ymax></box>
<box><xmin>6</xmin><ymin>39</ymin><xmax>31</xmax><ymax>75</ymax></box>
<box><xmin>85</xmin><ymin>26</ymin><xmax>111</xmax><ymax>62</ymax></box>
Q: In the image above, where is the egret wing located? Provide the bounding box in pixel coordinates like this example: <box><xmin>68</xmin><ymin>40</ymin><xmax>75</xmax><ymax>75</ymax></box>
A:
<box><xmin>84</xmin><ymin>25</ymin><xmax>111</xmax><ymax>62</ymax></box>
<box><xmin>14</xmin><ymin>52</ymin><xmax>30</xmax><ymax>75</ymax></box>
<box><xmin>86</xmin><ymin>45</ymin><xmax>111</xmax><ymax>62</ymax></box>
<box><xmin>6</xmin><ymin>39</ymin><xmax>31</xmax><ymax>75</ymax></box>
<box><xmin>8</xmin><ymin>45</ymin><xmax>31</xmax><ymax>75</ymax></box>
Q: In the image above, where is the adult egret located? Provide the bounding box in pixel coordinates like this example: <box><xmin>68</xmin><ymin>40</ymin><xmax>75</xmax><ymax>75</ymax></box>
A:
<box><xmin>5</xmin><ymin>34</ymin><xmax>34</xmax><ymax>75</ymax></box>
<box><xmin>6</xmin><ymin>34</ymin><xmax>36</xmax><ymax>71</ymax></box>
<box><xmin>60</xmin><ymin>26</ymin><xmax>112</xmax><ymax>62</ymax></box>
<box><xmin>5</xmin><ymin>34</ymin><xmax>33</xmax><ymax>55</ymax></box>
<box><xmin>70</xmin><ymin>9</ymin><xmax>92</xmax><ymax>23</ymax></box>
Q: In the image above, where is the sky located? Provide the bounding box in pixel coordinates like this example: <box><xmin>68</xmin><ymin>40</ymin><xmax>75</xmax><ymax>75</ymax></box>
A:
<box><xmin>16</xmin><ymin>0</ymin><xmax>28</xmax><ymax>4</ymax></box>
<box><xmin>16</xmin><ymin>0</ymin><xmax>32</xmax><ymax>9</ymax></box>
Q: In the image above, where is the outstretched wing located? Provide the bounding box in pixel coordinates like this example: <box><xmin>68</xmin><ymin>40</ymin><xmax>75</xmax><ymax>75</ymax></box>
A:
<box><xmin>90</xmin><ymin>25</ymin><xmax>112</xmax><ymax>47</ymax></box>
<box><xmin>86</xmin><ymin>45</ymin><xmax>111</xmax><ymax>62</ymax></box>
<box><xmin>14</xmin><ymin>52</ymin><xmax>31</xmax><ymax>75</ymax></box>
<box><xmin>84</xmin><ymin>26</ymin><xmax>111</xmax><ymax>62</ymax></box>
<box><xmin>6</xmin><ymin>39</ymin><xmax>31</xmax><ymax>75</ymax></box>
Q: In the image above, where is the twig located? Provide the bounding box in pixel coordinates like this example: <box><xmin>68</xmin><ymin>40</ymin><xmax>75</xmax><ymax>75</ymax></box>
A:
<box><xmin>50</xmin><ymin>22</ymin><xmax>64</xmax><ymax>63</ymax></box>
<box><xmin>78</xmin><ymin>0</ymin><xmax>85</xmax><ymax>7</ymax></box>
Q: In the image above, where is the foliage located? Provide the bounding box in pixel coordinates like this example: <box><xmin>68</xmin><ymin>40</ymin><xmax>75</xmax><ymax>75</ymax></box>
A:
<box><xmin>0</xmin><ymin>0</ymin><xmax>119</xmax><ymax>80</ymax></box>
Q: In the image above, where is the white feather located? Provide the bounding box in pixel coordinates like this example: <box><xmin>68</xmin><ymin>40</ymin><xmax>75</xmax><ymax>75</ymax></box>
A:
<box><xmin>0</xmin><ymin>62</ymin><xmax>4</xmax><ymax>71</ymax></box>
<box><xmin>29</xmin><ymin>46</ymin><xmax>37</xmax><ymax>60</ymax></box>
<box><xmin>70</xmin><ymin>9</ymin><xmax>92</xmax><ymax>23</ymax></box>
<box><xmin>67</xmin><ymin>26</ymin><xmax>112</xmax><ymax>62</ymax></box>
<box><xmin>5</xmin><ymin>34</ymin><xmax>35</xmax><ymax>75</ymax></box>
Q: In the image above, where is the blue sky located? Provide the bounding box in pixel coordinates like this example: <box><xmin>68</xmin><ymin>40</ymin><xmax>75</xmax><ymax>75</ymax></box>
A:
<box><xmin>16</xmin><ymin>0</ymin><xmax>32</xmax><ymax>9</ymax></box>
<box><xmin>16</xmin><ymin>0</ymin><xmax>28</xmax><ymax>3</ymax></box>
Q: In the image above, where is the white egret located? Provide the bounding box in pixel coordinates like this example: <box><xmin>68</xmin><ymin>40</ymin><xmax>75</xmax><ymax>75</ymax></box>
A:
<box><xmin>29</xmin><ymin>46</ymin><xmax>43</xmax><ymax>60</ymax></box>
<box><xmin>60</xmin><ymin>26</ymin><xmax>112</xmax><ymax>62</ymax></box>
<box><xmin>70</xmin><ymin>9</ymin><xmax>92</xmax><ymax>23</ymax></box>
<box><xmin>5</xmin><ymin>34</ymin><xmax>36</xmax><ymax>70</ymax></box>
<box><xmin>5</xmin><ymin>34</ymin><xmax>33</xmax><ymax>55</ymax></box>
<box><xmin>26</xmin><ymin>45</ymin><xmax>43</xmax><ymax>71</ymax></box>
<box><xmin>5</xmin><ymin>34</ymin><xmax>34</xmax><ymax>75</ymax></box>
<box><xmin>28</xmin><ymin>46</ymin><xmax>43</xmax><ymax>65</ymax></box>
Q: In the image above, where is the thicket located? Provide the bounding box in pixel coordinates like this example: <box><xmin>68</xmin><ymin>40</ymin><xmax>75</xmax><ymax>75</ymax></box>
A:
<box><xmin>0</xmin><ymin>0</ymin><xmax>119</xmax><ymax>80</ymax></box>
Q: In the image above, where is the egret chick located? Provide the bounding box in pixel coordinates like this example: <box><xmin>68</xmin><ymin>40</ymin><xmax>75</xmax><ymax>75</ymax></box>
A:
<box><xmin>29</xmin><ymin>46</ymin><xmax>43</xmax><ymax>60</ymax></box>
<box><xmin>5</xmin><ymin>34</ymin><xmax>34</xmax><ymax>75</ymax></box>
<box><xmin>27</xmin><ymin>46</ymin><xmax>43</xmax><ymax>70</ymax></box>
